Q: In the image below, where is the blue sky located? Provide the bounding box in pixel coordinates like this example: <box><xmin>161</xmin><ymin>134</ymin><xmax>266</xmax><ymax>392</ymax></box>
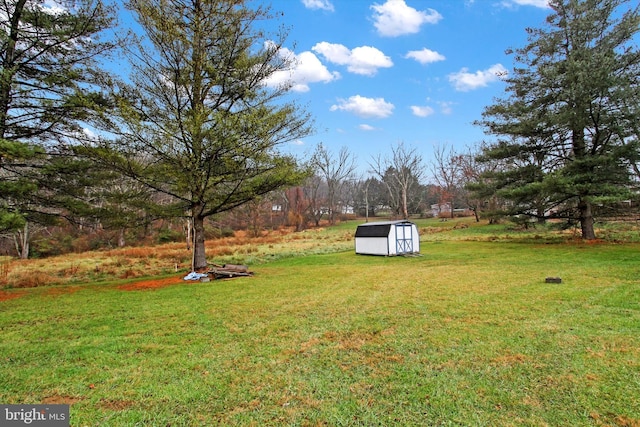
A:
<box><xmin>258</xmin><ymin>0</ymin><xmax>553</xmax><ymax>171</ymax></box>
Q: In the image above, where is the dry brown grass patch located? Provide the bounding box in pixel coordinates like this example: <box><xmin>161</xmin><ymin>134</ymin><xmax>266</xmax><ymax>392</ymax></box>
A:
<box><xmin>8</xmin><ymin>271</ymin><xmax>61</xmax><ymax>288</ymax></box>
<box><xmin>98</xmin><ymin>398</ymin><xmax>136</xmax><ymax>410</ymax></box>
<box><xmin>0</xmin><ymin>260</ymin><xmax>12</xmax><ymax>285</ymax></box>
<box><xmin>42</xmin><ymin>395</ymin><xmax>82</xmax><ymax>405</ymax></box>
<box><xmin>118</xmin><ymin>269</ymin><xmax>145</xmax><ymax>280</ymax></box>
<box><xmin>1</xmin><ymin>224</ymin><xmax>350</xmax><ymax>288</ymax></box>
<box><xmin>490</xmin><ymin>352</ymin><xmax>529</xmax><ymax>366</ymax></box>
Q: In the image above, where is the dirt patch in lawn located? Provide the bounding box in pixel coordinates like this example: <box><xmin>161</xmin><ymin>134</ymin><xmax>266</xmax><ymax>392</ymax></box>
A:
<box><xmin>0</xmin><ymin>290</ymin><xmax>26</xmax><ymax>302</ymax></box>
<box><xmin>98</xmin><ymin>398</ymin><xmax>136</xmax><ymax>410</ymax></box>
<box><xmin>42</xmin><ymin>395</ymin><xmax>83</xmax><ymax>405</ymax></box>
<box><xmin>1</xmin><ymin>275</ymin><xmax>189</xmax><ymax>298</ymax></box>
<box><xmin>45</xmin><ymin>286</ymin><xmax>83</xmax><ymax>297</ymax></box>
<box><xmin>117</xmin><ymin>275</ymin><xmax>187</xmax><ymax>291</ymax></box>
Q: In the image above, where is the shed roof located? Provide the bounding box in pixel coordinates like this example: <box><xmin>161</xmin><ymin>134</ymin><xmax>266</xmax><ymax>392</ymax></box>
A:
<box><xmin>355</xmin><ymin>220</ymin><xmax>415</xmax><ymax>238</ymax></box>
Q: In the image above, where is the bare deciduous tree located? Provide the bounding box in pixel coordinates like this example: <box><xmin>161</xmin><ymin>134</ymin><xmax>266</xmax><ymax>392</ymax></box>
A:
<box><xmin>370</xmin><ymin>142</ymin><xmax>425</xmax><ymax>219</ymax></box>
<box><xmin>429</xmin><ymin>144</ymin><xmax>464</xmax><ymax>219</ymax></box>
<box><xmin>310</xmin><ymin>143</ymin><xmax>357</xmax><ymax>224</ymax></box>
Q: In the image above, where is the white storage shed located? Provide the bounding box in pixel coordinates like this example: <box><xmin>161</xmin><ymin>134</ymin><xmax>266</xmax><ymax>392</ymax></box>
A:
<box><xmin>354</xmin><ymin>220</ymin><xmax>420</xmax><ymax>256</ymax></box>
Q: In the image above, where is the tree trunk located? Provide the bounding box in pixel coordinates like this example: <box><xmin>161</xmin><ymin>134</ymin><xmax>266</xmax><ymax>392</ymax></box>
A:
<box><xmin>401</xmin><ymin>187</ymin><xmax>408</xmax><ymax>219</ymax></box>
<box><xmin>118</xmin><ymin>228</ymin><xmax>126</xmax><ymax>247</ymax></box>
<box><xmin>0</xmin><ymin>0</ymin><xmax>27</xmax><ymax>135</ymax></box>
<box><xmin>192</xmin><ymin>215</ymin><xmax>207</xmax><ymax>271</ymax></box>
<box><xmin>185</xmin><ymin>218</ymin><xmax>192</xmax><ymax>250</ymax></box>
<box><xmin>328</xmin><ymin>186</ymin><xmax>336</xmax><ymax>225</ymax></box>
<box><xmin>536</xmin><ymin>199</ymin><xmax>546</xmax><ymax>224</ymax></box>
<box><xmin>578</xmin><ymin>199</ymin><xmax>596</xmax><ymax>240</ymax></box>
<box><xmin>20</xmin><ymin>224</ymin><xmax>28</xmax><ymax>259</ymax></box>
<box><xmin>14</xmin><ymin>222</ymin><xmax>29</xmax><ymax>259</ymax></box>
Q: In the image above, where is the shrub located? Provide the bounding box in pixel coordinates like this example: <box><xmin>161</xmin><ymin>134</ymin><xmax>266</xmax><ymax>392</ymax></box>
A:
<box><xmin>207</xmin><ymin>226</ymin><xmax>235</xmax><ymax>239</ymax></box>
<box><xmin>157</xmin><ymin>228</ymin><xmax>184</xmax><ymax>244</ymax></box>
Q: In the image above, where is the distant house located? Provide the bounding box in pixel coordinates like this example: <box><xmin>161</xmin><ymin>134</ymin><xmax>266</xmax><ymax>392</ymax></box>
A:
<box><xmin>341</xmin><ymin>205</ymin><xmax>355</xmax><ymax>215</ymax></box>
<box><xmin>431</xmin><ymin>203</ymin><xmax>451</xmax><ymax>218</ymax></box>
<box><xmin>354</xmin><ymin>220</ymin><xmax>420</xmax><ymax>256</ymax></box>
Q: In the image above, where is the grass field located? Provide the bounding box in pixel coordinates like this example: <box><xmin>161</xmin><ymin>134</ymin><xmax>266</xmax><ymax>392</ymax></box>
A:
<box><xmin>1</xmin><ymin>218</ymin><xmax>639</xmax><ymax>426</ymax></box>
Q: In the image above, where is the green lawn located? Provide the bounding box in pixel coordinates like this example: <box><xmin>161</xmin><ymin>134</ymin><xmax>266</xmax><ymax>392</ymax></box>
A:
<box><xmin>1</xmin><ymin>230</ymin><xmax>640</xmax><ymax>425</ymax></box>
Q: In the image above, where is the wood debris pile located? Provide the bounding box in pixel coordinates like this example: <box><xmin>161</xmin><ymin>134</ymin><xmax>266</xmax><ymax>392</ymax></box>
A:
<box><xmin>208</xmin><ymin>264</ymin><xmax>253</xmax><ymax>279</ymax></box>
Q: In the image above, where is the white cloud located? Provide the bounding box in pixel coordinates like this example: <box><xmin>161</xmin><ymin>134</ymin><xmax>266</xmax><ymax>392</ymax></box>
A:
<box><xmin>40</xmin><ymin>0</ymin><xmax>66</xmax><ymax>15</ymax></box>
<box><xmin>448</xmin><ymin>64</ymin><xmax>507</xmax><ymax>91</ymax></box>
<box><xmin>438</xmin><ymin>101</ymin><xmax>454</xmax><ymax>115</ymax></box>
<box><xmin>312</xmin><ymin>42</ymin><xmax>393</xmax><ymax>76</ymax></box>
<box><xmin>312</xmin><ymin>42</ymin><xmax>351</xmax><ymax>64</ymax></box>
<box><xmin>504</xmin><ymin>0</ymin><xmax>550</xmax><ymax>8</ymax></box>
<box><xmin>405</xmin><ymin>48</ymin><xmax>445</xmax><ymax>65</ymax></box>
<box><xmin>263</xmin><ymin>45</ymin><xmax>340</xmax><ymax>92</ymax></box>
<box><xmin>371</xmin><ymin>0</ymin><xmax>442</xmax><ymax>37</ymax></box>
<box><xmin>410</xmin><ymin>105</ymin><xmax>435</xmax><ymax>117</ymax></box>
<box><xmin>301</xmin><ymin>0</ymin><xmax>334</xmax><ymax>12</ymax></box>
<box><xmin>359</xmin><ymin>124</ymin><xmax>377</xmax><ymax>131</ymax></box>
<box><xmin>330</xmin><ymin>95</ymin><xmax>394</xmax><ymax>118</ymax></box>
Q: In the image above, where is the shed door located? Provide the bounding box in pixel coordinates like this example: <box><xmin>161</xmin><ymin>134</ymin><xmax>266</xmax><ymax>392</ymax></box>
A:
<box><xmin>395</xmin><ymin>224</ymin><xmax>413</xmax><ymax>254</ymax></box>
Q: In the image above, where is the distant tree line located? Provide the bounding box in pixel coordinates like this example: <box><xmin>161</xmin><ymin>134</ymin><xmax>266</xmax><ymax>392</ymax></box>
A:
<box><xmin>1</xmin><ymin>0</ymin><xmax>639</xmax><ymax>263</ymax></box>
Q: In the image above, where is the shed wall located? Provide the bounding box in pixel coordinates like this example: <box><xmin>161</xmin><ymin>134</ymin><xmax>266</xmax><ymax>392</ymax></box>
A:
<box><xmin>355</xmin><ymin>237</ymin><xmax>389</xmax><ymax>255</ymax></box>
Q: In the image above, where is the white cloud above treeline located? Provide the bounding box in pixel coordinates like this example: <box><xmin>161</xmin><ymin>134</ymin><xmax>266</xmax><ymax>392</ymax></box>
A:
<box><xmin>405</xmin><ymin>48</ymin><xmax>445</xmax><ymax>65</ymax></box>
<box><xmin>301</xmin><ymin>0</ymin><xmax>334</xmax><ymax>12</ymax></box>
<box><xmin>330</xmin><ymin>95</ymin><xmax>394</xmax><ymax>118</ymax></box>
<box><xmin>371</xmin><ymin>0</ymin><xmax>442</xmax><ymax>37</ymax></box>
<box><xmin>438</xmin><ymin>101</ymin><xmax>454</xmax><ymax>115</ymax></box>
<box><xmin>504</xmin><ymin>0</ymin><xmax>550</xmax><ymax>8</ymax></box>
<box><xmin>448</xmin><ymin>64</ymin><xmax>507</xmax><ymax>91</ymax></box>
<box><xmin>312</xmin><ymin>42</ymin><xmax>393</xmax><ymax>76</ymax></box>
<box><xmin>410</xmin><ymin>105</ymin><xmax>435</xmax><ymax>118</ymax></box>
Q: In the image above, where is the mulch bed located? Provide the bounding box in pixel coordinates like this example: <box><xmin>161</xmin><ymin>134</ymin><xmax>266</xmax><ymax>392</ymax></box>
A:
<box><xmin>0</xmin><ymin>290</ymin><xmax>26</xmax><ymax>302</ymax></box>
<box><xmin>1</xmin><ymin>275</ymin><xmax>191</xmax><ymax>300</ymax></box>
<box><xmin>117</xmin><ymin>275</ymin><xmax>186</xmax><ymax>291</ymax></box>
